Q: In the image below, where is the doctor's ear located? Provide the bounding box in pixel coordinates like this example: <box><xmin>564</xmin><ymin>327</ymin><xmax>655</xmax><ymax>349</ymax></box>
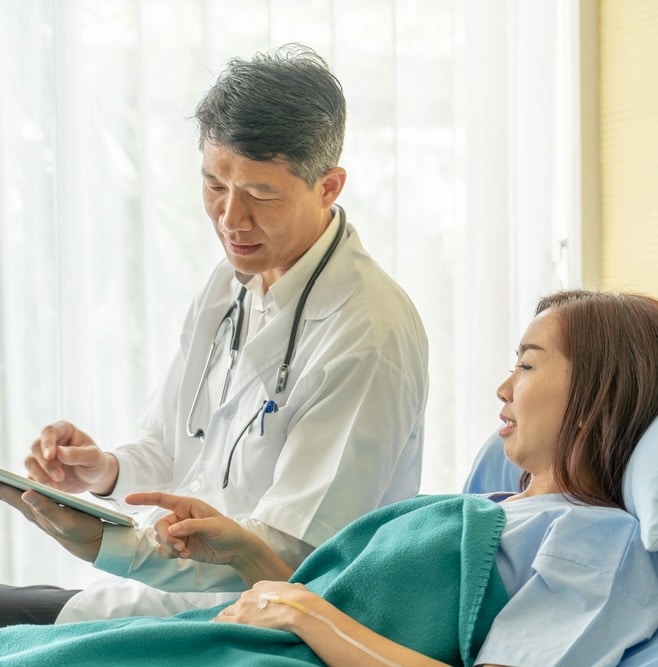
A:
<box><xmin>319</xmin><ymin>167</ymin><xmax>347</xmax><ymax>207</ymax></box>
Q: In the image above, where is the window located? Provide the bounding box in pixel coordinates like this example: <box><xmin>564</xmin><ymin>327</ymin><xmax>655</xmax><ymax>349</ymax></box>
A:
<box><xmin>0</xmin><ymin>0</ymin><xmax>580</xmax><ymax>587</ymax></box>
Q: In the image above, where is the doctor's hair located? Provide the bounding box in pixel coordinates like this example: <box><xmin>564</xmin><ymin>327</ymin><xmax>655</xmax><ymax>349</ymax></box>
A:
<box><xmin>195</xmin><ymin>43</ymin><xmax>346</xmax><ymax>187</ymax></box>
<box><xmin>531</xmin><ymin>289</ymin><xmax>658</xmax><ymax>509</ymax></box>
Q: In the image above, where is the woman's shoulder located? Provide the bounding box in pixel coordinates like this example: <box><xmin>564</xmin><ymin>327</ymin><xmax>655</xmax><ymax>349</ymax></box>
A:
<box><xmin>504</xmin><ymin>494</ymin><xmax>645</xmax><ymax>569</ymax></box>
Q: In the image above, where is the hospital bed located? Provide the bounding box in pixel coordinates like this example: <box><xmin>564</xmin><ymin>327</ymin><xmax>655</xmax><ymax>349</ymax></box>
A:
<box><xmin>464</xmin><ymin>417</ymin><xmax>658</xmax><ymax>666</ymax></box>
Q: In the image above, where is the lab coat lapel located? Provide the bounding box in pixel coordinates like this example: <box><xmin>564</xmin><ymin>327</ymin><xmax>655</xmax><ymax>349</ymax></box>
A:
<box><xmin>231</xmin><ymin>302</ymin><xmax>295</xmax><ymax>397</ymax></box>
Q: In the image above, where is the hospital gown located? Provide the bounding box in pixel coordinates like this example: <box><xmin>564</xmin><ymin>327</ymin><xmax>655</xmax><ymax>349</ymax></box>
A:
<box><xmin>477</xmin><ymin>493</ymin><xmax>658</xmax><ymax>667</ymax></box>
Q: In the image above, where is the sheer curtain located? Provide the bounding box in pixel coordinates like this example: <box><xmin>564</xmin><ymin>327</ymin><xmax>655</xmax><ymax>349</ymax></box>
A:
<box><xmin>0</xmin><ymin>0</ymin><xmax>580</xmax><ymax>587</ymax></box>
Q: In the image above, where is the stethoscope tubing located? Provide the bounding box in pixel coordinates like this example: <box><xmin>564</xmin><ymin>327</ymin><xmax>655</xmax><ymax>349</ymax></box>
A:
<box><xmin>274</xmin><ymin>205</ymin><xmax>346</xmax><ymax>394</ymax></box>
<box><xmin>186</xmin><ymin>205</ymin><xmax>346</xmax><ymax>444</ymax></box>
<box><xmin>186</xmin><ymin>287</ymin><xmax>246</xmax><ymax>440</ymax></box>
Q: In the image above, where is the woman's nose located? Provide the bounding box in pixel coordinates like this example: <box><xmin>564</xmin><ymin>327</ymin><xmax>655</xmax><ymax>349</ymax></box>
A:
<box><xmin>496</xmin><ymin>376</ymin><xmax>512</xmax><ymax>403</ymax></box>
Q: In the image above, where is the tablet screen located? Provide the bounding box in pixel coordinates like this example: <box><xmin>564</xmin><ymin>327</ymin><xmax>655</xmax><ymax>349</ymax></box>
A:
<box><xmin>0</xmin><ymin>467</ymin><xmax>135</xmax><ymax>527</ymax></box>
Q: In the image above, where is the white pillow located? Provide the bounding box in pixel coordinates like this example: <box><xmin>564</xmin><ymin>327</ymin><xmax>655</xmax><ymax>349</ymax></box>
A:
<box><xmin>623</xmin><ymin>416</ymin><xmax>658</xmax><ymax>551</ymax></box>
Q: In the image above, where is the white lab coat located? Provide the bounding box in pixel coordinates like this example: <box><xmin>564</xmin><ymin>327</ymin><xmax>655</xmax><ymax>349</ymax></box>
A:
<box><xmin>57</xmin><ymin>219</ymin><xmax>429</xmax><ymax>622</ymax></box>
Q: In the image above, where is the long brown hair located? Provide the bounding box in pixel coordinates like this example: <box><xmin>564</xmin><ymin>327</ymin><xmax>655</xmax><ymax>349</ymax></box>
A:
<box><xmin>529</xmin><ymin>289</ymin><xmax>658</xmax><ymax>508</ymax></box>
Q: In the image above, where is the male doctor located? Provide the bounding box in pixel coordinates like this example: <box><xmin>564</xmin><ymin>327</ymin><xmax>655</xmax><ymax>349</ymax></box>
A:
<box><xmin>0</xmin><ymin>44</ymin><xmax>428</xmax><ymax>625</ymax></box>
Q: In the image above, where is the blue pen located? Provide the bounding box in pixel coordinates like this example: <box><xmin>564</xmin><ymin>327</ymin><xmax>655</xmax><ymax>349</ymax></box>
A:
<box><xmin>259</xmin><ymin>399</ymin><xmax>279</xmax><ymax>435</ymax></box>
<box><xmin>222</xmin><ymin>399</ymin><xmax>279</xmax><ymax>488</ymax></box>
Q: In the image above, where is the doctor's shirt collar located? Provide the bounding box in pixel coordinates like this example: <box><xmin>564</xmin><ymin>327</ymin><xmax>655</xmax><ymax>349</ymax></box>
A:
<box><xmin>235</xmin><ymin>207</ymin><xmax>344</xmax><ymax>312</ymax></box>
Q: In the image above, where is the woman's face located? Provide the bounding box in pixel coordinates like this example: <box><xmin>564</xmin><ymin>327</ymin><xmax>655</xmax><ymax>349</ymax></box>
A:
<box><xmin>496</xmin><ymin>308</ymin><xmax>571</xmax><ymax>483</ymax></box>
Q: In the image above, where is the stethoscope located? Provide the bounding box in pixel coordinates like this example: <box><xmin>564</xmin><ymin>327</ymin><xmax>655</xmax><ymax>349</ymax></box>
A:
<box><xmin>186</xmin><ymin>205</ymin><xmax>347</xmax><ymax>456</ymax></box>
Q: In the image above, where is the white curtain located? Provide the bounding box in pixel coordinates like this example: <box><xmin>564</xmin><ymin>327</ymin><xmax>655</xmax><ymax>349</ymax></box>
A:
<box><xmin>0</xmin><ymin>0</ymin><xmax>581</xmax><ymax>587</ymax></box>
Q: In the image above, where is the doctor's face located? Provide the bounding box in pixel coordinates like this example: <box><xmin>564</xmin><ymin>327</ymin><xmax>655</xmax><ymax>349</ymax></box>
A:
<box><xmin>201</xmin><ymin>142</ymin><xmax>345</xmax><ymax>292</ymax></box>
<box><xmin>496</xmin><ymin>308</ymin><xmax>571</xmax><ymax>481</ymax></box>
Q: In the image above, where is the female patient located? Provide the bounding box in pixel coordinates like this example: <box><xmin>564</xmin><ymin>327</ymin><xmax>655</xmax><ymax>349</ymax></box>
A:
<box><xmin>1</xmin><ymin>288</ymin><xmax>657</xmax><ymax>666</ymax></box>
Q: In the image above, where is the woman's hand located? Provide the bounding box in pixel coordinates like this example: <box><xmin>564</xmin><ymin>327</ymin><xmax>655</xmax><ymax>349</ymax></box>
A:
<box><xmin>214</xmin><ymin>580</ymin><xmax>451</xmax><ymax>667</ymax></box>
<box><xmin>213</xmin><ymin>581</ymin><xmax>311</xmax><ymax>631</ymax></box>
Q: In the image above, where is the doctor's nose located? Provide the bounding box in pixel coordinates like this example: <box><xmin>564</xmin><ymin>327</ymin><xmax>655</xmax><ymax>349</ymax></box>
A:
<box><xmin>221</xmin><ymin>193</ymin><xmax>253</xmax><ymax>232</ymax></box>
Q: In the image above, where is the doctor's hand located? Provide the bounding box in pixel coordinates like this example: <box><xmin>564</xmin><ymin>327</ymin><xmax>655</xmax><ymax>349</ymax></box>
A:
<box><xmin>125</xmin><ymin>492</ymin><xmax>249</xmax><ymax>564</ymax></box>
<box><xmin>25</xmin><ymin>420</ymin><xmax>119</xmax><ymax>496</ymax></box>
<box><xmin>125</xmin><ymin>492</ymin><xmax>294</xmax><ymax>587</ymax></box>
<box><xmin>0</xmin><ymin>483</ymin><xmax>105</xmax><ymax>562</ymax></box>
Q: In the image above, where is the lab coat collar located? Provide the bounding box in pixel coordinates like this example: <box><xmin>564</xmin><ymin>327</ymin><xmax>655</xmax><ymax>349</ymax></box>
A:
<box><xmin>266</xmin><ymin>208</ymin><xmax>343</xmax><ymax>311</ymax></box>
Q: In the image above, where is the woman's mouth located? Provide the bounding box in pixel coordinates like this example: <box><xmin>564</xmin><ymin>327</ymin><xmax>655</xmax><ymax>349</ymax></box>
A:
<box><xmin>499</xmin><ymin>415</ymin><xmax>517</xmax><ymax>437</ymax></box>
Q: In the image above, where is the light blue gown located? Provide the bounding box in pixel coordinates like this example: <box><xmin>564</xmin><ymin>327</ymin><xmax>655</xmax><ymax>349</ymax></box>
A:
<box><xmin>467</xmin><ymin>432</ymin><xmax>658</xmax><ymax>667</ymax></box>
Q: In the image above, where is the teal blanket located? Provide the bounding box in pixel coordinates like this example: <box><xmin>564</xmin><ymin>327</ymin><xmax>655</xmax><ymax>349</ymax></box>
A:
<box><xmin>0</xmin><ymin>494</ymin><xmax>508</xmax><ymax>667</ymax></box>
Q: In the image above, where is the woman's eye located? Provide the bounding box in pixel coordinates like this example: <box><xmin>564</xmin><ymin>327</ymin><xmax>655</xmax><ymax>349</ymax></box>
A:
<box><xmin>515</xmin><ymin>363</ymin><xmax>532</xmax><ymax>371</ymax></box>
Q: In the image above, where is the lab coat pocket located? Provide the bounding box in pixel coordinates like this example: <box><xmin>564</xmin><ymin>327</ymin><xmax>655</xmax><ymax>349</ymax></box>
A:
<box><xmin>223</xmin><ymin>404</ymin><xmax>291</xmax><ymax>499</ymax></box>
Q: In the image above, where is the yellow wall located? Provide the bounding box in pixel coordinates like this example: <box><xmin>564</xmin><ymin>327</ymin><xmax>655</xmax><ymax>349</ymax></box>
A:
<box><xmin>598</xmin><ymin>0</ymin><xmax>658</xmax><ymax>296</ymax></box>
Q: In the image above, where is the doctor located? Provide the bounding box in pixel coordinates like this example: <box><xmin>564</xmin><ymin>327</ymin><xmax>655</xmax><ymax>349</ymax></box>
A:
<box><xmin>0</xmin><ymin>43</ymin><xmax>429</xmax><ymax>625</ymax></box>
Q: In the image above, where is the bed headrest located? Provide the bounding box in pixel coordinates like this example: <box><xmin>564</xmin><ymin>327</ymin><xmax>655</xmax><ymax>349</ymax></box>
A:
<box><xmin>623</xmin><ymin>416</ymin><xmax>658</xmax><ymax>551</ymax></box>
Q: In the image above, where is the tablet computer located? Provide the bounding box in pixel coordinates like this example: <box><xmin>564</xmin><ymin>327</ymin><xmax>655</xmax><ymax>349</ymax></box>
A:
<box><xmin>0</xmin><ymin>467</ymin><xmax>135</xmax><ymax>527</ymax></box>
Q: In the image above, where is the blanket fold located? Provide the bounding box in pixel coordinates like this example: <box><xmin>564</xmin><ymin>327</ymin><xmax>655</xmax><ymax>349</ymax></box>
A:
<box><xmin>0</xmin><ymin>494</ymin><xmax>508</xmax><ymax>666</ymax></box>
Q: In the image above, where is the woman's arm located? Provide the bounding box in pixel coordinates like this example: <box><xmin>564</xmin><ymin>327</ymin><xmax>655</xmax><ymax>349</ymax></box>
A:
<box><xmin>125</xmin><ymin>493</ymin><xmax>504</xmax><ymax>666</ymax></box>
<box><xmin>215</xmin><ymin>580</ymin><xmax>467</xmax><ymax>667</ymax></box>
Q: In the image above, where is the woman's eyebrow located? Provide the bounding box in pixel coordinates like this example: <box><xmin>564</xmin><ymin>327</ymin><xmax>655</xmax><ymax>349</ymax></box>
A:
<box><xmin>516</xmin><ymin>343</ymin><xmax>546</xmax><ymax>355</ymax></box>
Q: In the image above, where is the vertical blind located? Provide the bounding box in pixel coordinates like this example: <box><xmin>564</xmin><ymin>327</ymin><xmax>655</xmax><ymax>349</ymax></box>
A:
<box><xmin>0</xmin><ymin>0</ymin><xmax>580</xmax><ymax>587</ymax></box>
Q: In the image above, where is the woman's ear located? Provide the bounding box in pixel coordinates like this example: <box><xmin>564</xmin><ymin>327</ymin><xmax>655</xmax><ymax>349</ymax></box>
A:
<box><xmin>319</xmin><ymin>167</ymin><xmax>347</xmax><ymax>207</ymax></box>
